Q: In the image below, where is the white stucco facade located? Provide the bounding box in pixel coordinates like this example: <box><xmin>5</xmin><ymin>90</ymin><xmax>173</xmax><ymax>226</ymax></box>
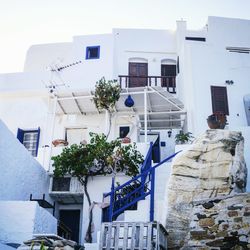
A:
<box><xmin>0</xmin><ymin>16</ymin><xmax>250</xmax><ymax>246</ymax></box>
<box><xmin>0</xmin><ymin>201</ymin><xmax>57</xmax><ymax>244</ymax></box>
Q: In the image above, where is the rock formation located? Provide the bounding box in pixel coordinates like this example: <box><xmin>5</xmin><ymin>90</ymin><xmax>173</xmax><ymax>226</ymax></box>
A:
<box><xmin>166</xmin><ymin>129</ymin><xmax>248</xmax><ymax>249</ymax></box>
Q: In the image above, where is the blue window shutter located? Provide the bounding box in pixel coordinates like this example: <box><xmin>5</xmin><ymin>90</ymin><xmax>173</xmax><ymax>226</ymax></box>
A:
<box><xmin>35</xmin><ymin>127</ymin><xmax>40</xmax><ymax>157</ymax></box>
<box><xmin>17</xmin><ymin>128</ymin><xmax>24</xmax><ymax>143</ymax></box>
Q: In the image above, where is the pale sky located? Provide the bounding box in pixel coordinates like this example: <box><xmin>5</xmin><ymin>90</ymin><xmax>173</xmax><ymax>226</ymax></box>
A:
<box><xmin>1</xmin><ymin>0</ymin><xmax>250</xmax><ymax>73</ymax></box>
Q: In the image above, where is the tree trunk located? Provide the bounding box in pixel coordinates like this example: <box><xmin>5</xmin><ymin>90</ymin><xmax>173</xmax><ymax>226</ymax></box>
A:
<box><xmin>106</xmin><ymin>110</ymin><xmax>112</xmax><ymax>139</ymax></box>
<box><xmin>79</xmin><ymin>177</ymin><xmax>93</xmax><ymax>243</ymax></box>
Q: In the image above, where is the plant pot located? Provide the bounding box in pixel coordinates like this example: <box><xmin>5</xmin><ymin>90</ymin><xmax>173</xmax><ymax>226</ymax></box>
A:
<box><xmin>52</xmin><ymin>139</ymin><xmax>68</xmax><ymax>147</ymax></box>
<box><xmin>207</xmin><ymin>113</ymin><xmax>227</xmax><ymax>129</ymax></box>
<box><xmin>121</xmin><ymin>137</ymin><xmax>131</xmax><ymax>143</ymax></box>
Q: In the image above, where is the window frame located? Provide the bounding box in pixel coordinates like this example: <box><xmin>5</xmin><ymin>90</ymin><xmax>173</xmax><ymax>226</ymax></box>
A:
<box><xmin>17</xmin><ymin>127</ymin><xmax>40</xmax><ymax>157</ymax></box>
<box><xmin>85</xmin><ymin>45</ymin><xmax>100</xmax><ymax>60</ymax></box>
<box><xmin>210</xmin><ymin>86</ymin><xmax>229</xmax><ymax>115</ymax></box>
<box><xmin>119</xmin><ymin>126</ymin><xmax>130</xmax><ymax>139</ymax></box>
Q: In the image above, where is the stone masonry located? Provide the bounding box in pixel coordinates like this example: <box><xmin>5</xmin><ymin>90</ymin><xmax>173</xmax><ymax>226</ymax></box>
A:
<box><xmin>165</xmin><ymin>130</ymin><xmax>248</xmax><ymax>249</ymax></box>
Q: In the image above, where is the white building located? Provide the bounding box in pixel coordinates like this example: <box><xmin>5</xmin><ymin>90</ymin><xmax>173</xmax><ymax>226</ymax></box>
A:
<box><xmin>0</xmin><ymin>16</ymin><xmax>249</xmax><ymax>248</ymax></box>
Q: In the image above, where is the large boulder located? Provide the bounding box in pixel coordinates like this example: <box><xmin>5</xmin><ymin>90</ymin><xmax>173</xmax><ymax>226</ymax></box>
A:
<box><xmin>166</xmin><ymin>130</ymin><xmax>247</xmax><ymax>249</ymax></box>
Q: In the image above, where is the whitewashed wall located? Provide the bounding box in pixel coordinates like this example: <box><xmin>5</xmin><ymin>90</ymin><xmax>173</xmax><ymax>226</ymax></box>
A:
<box><xmin>54</xmin><ymin>34</ymin><xmax>114</xmax><ymax>89</ymax></box>
<box><xmin>0</xmin><ymin>201</ymin><xmax>57</xmax><ymax>244</ymax></box>
<box><xmin>113</xmin><ymin>28</ymin><xmax>177</xmax><ymax>79</ymax></box>
<box><xmin>24</xmin><ymin>43</ymin><xmax>73</xmax><ymax>72</ymax></box>
<box><xmin>0</xmin><ymin>120</ymin><xmax>51</xmax><ymax>201</ymax></box>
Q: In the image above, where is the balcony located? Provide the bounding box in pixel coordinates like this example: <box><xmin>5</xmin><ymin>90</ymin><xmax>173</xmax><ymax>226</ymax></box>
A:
<box><xmin>118</xmin><ymin>75</ymin><xmax>176</xmax><ymax>94</ymax></box>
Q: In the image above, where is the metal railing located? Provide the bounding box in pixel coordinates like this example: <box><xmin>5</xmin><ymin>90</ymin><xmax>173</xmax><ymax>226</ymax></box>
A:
<box><xmin>99</xmin><ymin>221</ymin><xmax>168</xmax><ymax>250</ymax></box>
<box><xmin>103</xmin><ymin>144</ymin><xmax>180</xmax><ymax>222</ymax></box>
<box><xmin>118</xmin><ymin>75</ymin><xmax>176</xmax><ymax>93</ymax></box>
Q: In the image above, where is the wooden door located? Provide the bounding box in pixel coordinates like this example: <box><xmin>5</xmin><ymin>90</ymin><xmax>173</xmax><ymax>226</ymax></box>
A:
<box><xmin>129</xmin><ymin>62</ymin><xmax>148</xmax><ymax>87</ymax></box>
<box><xmin>59</xmin><ymin>210</ymin><xmax>80</xmax><ymax>243</ymax></box>
<box><xmin>211</xmin><ymin>86</ymin><xmax>229</xmax><ymax>115</ymax></box>
<box><xmin>161</xmin><ymin>64</ymin><xmax>176</xmax><ymax>87</ymax></box>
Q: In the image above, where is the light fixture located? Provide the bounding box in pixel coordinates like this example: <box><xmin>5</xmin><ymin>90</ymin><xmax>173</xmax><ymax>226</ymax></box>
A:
<box><xmin>225</xmin><ymin>80</ymin><xmax>234</xmax><ymax>85</ymax></box>
<box><xmin>124</xmin><ymin>95</ymin><xmax>134</xmax><ymax>107</ymax></box>
<box><xmin>168</xmin><ymin>130</ymin><xmax>172</xmax><ymax>138</ymax></box>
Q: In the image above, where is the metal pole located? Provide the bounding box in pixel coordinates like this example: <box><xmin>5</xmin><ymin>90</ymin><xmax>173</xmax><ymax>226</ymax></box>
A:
<box><xmin>144</xmin><ymin>88</ymin><xmax>147</xmax><ymax>143</ymax></box>
<box><xmin>48</xmin><ymin>96</ymin><xmax>57</xmax><ymax>172</ymax></box>
<box><xmin>150</xmin><ymin>168</ymin><xmax>155</xmax><ymax>222</ymax></box>
<box><xmin>109</xmin><ymin>176</ymin><xmax>115</xmax><ymax>222</ymax></box>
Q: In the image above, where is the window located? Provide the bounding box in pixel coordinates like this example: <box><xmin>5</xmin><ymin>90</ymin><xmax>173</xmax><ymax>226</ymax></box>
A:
<box><xmin>185</xmin><ymin>37</ymin><xmax>206</xmax><ymax>42</ymax></box>
<box><xmin>17</xmin><ymin>127</ymin><xmax>40</xmax><ymax>157</ymax></box>
<box><xmin>119</xmin><ymin>126</ymin><xmax>130</xmax><ymax>138</ymax></box>
<box><xmin>65</xmin><ymin>128</ymin><xmax>87</xmax><ymax>145</ymax></box>
<box><xmin>52</xmin><ymin>177</ymin><xmax>71</xmax><ymax>191</ymax></box>
<box><xmin>226</xmin><ymin>47</ymin><xmax>250</xmax><ymax>54</ymax></box>
<box><xmin>85</xmin><ymin>46</ymin><xmax>100</xmax><ymax>59</ymax></box>
<box><xmin>211</xmin><ymin>86</ymin><xmax>229</xmax><ymax>115</ymax></box>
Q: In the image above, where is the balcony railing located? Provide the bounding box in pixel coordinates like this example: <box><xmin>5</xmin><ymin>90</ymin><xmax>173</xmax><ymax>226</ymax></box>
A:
<box><xmin>99</xmin><ymin>221</ymin><xmax>168</xmax><ymax>250</ymax></box>
<box><xmin>118</xmin><ymin>75</ymin><xmax>176</xmax><ymax>93</ymax></box>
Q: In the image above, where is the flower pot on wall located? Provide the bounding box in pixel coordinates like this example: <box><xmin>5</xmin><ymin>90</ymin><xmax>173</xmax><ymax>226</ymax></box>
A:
<box><xmin>52</xmin><ymin>139</ymin><xmax>68</xmax><ymax>147</ymax></box>
<box><xmin>207</xmin><ymin>112</ymin><xmax>227</xmax><ymax>129</ymax></box>
<box><xmin>121</xmin><ymin>137</ymin><xmax>131</xmax><ymax>144</ymax></box>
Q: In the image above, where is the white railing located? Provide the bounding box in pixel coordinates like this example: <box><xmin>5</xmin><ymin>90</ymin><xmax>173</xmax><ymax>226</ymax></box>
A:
<box><xmin>99</xmin><ymin>221</ymin><xmax>168</xmax><ymax>250</ymax></box>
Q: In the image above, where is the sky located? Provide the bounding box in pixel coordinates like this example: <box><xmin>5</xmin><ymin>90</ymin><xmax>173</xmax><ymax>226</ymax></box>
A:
<box><xmin>1</xmin><ymin>0</ymin><xmax>250</xmax><ymax>73</ymax></box>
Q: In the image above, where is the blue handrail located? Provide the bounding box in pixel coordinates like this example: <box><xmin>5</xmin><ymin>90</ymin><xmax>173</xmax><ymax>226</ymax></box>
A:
<box><xmin>103</xmin><ymin>146</ymin><xmax>181</xmax><ymax>222</ymax></box>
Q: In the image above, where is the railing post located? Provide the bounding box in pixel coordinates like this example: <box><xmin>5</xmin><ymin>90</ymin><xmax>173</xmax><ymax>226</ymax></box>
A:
<box><xmin>109</xmin><ymin>176</ymin><xmax>115</xmax><ymax>222</ymax></box>
<box><xmin>119</xmin><ymin>76</ymin><xmax>122</xmax><ymax>89</ymax></box>
<box><xmin>150</xmin><ymin>167</ymin><xmax>155</xmax><ymax>222</ymax></box>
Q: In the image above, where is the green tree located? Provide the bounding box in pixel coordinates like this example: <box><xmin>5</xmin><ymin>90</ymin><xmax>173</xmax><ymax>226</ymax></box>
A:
<box><xmin>52</xmin><ymin>133</ymin><xmax>143</xmax><ymax>243</ymax></box>
<box><xmin>93</xmin><ymin>77</ymin><xmax>121</xmax><ymax>137</ymax></box>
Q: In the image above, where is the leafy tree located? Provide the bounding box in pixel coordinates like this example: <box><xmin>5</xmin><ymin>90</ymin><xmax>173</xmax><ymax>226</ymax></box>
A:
<box><xmin>52</xmin><ymin>132</ymin><xmax>143</xmax><ymax>243</ymax></box>
<box><xmin>93</xmin><ymin>77</ymin><xmax>121</xmax><ymax>137</ymax></box>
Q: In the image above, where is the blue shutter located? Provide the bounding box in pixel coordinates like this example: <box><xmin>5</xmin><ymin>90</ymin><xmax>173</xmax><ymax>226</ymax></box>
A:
<box><xmin>35</xmin><ymin>127</ymin><xmax>40</xmax><ymax>157</ymax></box>
<box><xmin>17</xmin><ymin>128</ymin><xmax>24</xmax><ymax>143</ymax></box>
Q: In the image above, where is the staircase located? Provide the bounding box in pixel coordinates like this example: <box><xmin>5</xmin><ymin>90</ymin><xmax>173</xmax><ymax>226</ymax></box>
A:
<box><xmin>103</xmin><ymin>144</ymin><xmax>180</xmax><ymax>223</ymax></box>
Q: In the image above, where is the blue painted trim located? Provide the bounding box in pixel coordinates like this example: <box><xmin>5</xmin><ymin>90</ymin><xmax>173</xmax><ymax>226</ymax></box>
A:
<box><xmin>150</xmin><ymin>168</ymin><xmax>155</xmax><ymax>221</ymax></box>
<box><xmin>35</xmin><ymin>127</ymin><xmax>40</xmax><ymax>157</ymax></box>
<box><xmin>108</xmin><ymin>176</ymin><xmax>115</xmax><ymax>222</ymax></box>
<box><xmin>104</xmin><ymin>150</ymin><xmax>181</xmax><ymax>221</ymax></box>
<box><xmin>17</xmin><ymin>127</ymin><xmax>40</xmax><ymax>157</ymax></box>
<box><xmin>17</xmin><ymin>128</ymin><xmax>24</xmax><ymax>143</ymax></box>
<box><xmin>104</xmin><ymin>150</ymin><xmax>180</xmax><ymax>197</ymax></box>
<box><xmin>85</xmin><ymin>45</ymin><xmax>100</xmax><ymax>60</ymax></box>
<box><xmin>112</xmin><ymin>192</ymin><xmax>150</xmax><ymax>217</ymax></box>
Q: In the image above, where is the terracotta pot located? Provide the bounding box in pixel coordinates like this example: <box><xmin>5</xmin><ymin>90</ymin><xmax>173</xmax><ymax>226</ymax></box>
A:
<box><xmin>121</xmin><ymin>137</ymin><xmax>131</xmax><ymax>143</ymax></box>
<box><xmin>52</xmin><ymin>139</ymin><xmax>69</xmax><ymax>147</ymax></box>
<box><xmin>207</xmin><ymin>113</ymin><xmax>227</xmax><ymax>129</ymax></box>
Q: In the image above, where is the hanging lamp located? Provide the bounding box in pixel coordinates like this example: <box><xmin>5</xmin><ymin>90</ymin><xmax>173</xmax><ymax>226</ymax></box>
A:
<box><xmin>124</xmin><ymin>95</ymin><xmax>134</xmax><ymax>107</ymax></box>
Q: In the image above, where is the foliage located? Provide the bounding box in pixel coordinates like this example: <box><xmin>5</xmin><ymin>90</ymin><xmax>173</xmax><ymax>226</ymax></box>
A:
<box><xmin>52</xmin><ymin>133</ymin><xmax>143</xmax><ymax>182</ymax></box>
<box><xmin>175</xmin><ymin>131</ymin><xmax>194</xmax><ymax>144</ymax></box>
<box><xmin>93</xmin><ymin>77</ymin><xmax>121</xmax><ymax>113</ymax></box>
<box><xmin>52</xmin><ymin>132</ymin><xmax>143</xmax><ymax>243</ymax></box>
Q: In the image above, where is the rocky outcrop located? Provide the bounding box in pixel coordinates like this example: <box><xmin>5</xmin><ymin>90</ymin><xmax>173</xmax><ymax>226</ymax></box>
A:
<box><xmin>165</xmin><ymin>130</ymin><xmax>247</xmax><ymax>249</ymax></box>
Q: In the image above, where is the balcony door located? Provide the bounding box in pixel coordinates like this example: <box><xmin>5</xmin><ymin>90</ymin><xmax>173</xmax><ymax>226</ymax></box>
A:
<box><xmin>129</xmin><ymin>62</ymin><xmax>148</xmax><ymax>87</ymax></box>
<box><xmin>161</xmin><ymin>64</ymin><xmax>176</xmax><ymax>88</ymax></box>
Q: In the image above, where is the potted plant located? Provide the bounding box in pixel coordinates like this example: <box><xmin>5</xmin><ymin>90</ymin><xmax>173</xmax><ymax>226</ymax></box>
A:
<box><xmin>207</xmin><ymin>111</ymin><xmax>227</xmax><ymax>129</ymax></box>
<box><xmin>175</xmin><ymin>131</ymin><xmax>194</xmax><ymax>144</ymax></box>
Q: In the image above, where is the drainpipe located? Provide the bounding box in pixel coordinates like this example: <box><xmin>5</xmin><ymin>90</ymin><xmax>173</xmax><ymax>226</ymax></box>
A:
<box><xmin>144</xmin><ymin>88</ymin><xmax>147</xmax><ymax>143</ymax></box>
<box><xmin>48</xmin><ymin>96</ymin><xmax>57</xmax><ymax>172</ymax></box>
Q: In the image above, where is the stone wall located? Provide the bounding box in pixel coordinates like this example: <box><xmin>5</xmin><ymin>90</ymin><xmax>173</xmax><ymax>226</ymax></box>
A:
<box><xmin>165</xmin><ymin>130</ymin><xmax>248</xmax><ymax>249</ymax></box>
<box><xmin>187</xmin><ymin>193</ymin><xmax>250</xmax><ymax>249</ymax></box>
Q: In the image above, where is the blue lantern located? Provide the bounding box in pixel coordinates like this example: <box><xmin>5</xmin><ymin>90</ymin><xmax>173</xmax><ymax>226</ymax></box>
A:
<box><xmin>124</xmin><ymin>95</ymin><xmax>134</xmax><ymax>107</ymax></box>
